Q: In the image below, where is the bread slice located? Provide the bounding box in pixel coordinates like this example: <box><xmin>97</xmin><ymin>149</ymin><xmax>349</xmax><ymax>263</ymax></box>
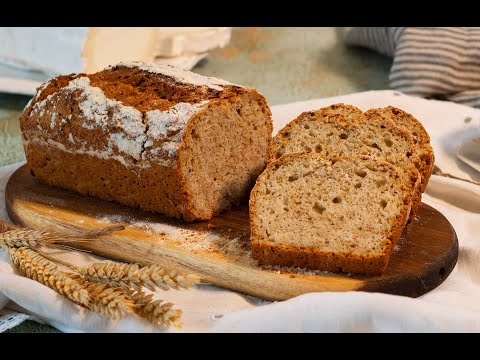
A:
<box><xmin>270</xmin><ymin>106</ymin><xmax>422</xmax><ymax>220</ymax></box>
<box><xmin>250</xmin><ymin>154</ymin><xmax>413</xmax><ymax>275</ymax></box>
<box><xmin>365</xmin><ymin>106</ymin><xmax>434</xmax><ymax>194</ymax></box>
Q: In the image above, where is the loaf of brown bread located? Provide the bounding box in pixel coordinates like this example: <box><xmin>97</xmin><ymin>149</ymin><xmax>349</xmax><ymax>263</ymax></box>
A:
<box><xmin>20</xmin><ymin>61</ymin><xmax>273</xmax><ymax>221</ymax></box>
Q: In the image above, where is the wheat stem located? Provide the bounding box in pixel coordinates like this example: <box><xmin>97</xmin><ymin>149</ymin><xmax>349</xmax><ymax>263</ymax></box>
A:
<box><xmin>84</xmin><ymin>225</ymin><xmax>125</xmax><ymax>238</ymax></box>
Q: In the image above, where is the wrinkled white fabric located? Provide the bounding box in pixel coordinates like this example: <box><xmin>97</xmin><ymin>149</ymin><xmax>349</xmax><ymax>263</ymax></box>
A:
<box><xmin>1</xmin><ymin>90</ymin><xmax>479</xmax><ymax>332</ymax></box>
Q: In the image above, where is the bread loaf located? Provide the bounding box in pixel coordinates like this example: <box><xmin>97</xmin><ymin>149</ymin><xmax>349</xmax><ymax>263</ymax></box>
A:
<box><xmin>250</xmin><ymin>153</ymin><xmax>413</xmax><ymax>275</ymax></box>
<box><xmin>269</xmin><ymin>105</ymin><xmax>422</xmax><ymax>220</ymax></box>
<box><xmin>20</xmin><ymin>61</ymin><xmax>273</xmax><ymax>221</ymax></box>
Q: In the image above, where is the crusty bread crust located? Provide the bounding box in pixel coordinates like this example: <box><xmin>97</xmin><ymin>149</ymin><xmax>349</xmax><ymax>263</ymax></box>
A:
<box><xmin>251</xmin><ymin>242</ymin><xmax>390</xmax><ymax>276</ymax></box>
<box><xmin>20</xmin><ymin>62</ymin><xmax>272</xmax><ymax>221</ymax></box>
<box><xmin>320</xmin><ymin>103</ymin><xmax>364</xmax><ymax>121</ymax></box>
<box><xmin>25</xmin><ymin>144</ymin><xmax>199</xmax><ymax>219</ymax></box>
<box><xmin>250</xmin><ymin>153</ymin><xmax>412</xmax><ymax>275</ymax></box>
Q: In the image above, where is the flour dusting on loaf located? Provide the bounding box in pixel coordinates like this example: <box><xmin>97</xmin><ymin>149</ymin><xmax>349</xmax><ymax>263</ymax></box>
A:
<box><xmin>28</xmin><ymin>76</ymin><xmax>147</xmax><ymax>163</ymax></box>
<box><xmin>33</xmin><ymin>78</ymin><xmax>54</xmax><ymax>102</ymax></box>
<box><xmin>145</xmin><ymin>100</ymin><xmax>210</xmax><ymax>159</ymax></box>
<box><xmin>27</xmin><ymin>76</ymin><xmax>217</xmax><ymax>166</ymax></box>
<box><xmin>20</xmin><ymin>61</ymin><xmax>272</xmax><ymax>221</ymax></box>
<box><xmin>65</xmin><ymin>77</ymin><xmax>144</xmax><ymax>134</ymax></box>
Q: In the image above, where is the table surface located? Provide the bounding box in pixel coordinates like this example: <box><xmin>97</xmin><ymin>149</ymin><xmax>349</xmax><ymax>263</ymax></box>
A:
<box><xmin>1</xmin><ymin>27</ymin><xmax>391</xmax><ymax>333</ymax></box>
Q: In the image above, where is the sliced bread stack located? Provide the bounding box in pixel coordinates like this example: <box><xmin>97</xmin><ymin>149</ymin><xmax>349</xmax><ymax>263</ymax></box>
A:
<box><xmin>250</xmin><ymin>104</ymin><xmax>434</xmax><ymax>275</ymax></box>
<box><xmin>269</xmin><ymin>104</ymin><xmax>430</xmax><ymax>220</ymax></box>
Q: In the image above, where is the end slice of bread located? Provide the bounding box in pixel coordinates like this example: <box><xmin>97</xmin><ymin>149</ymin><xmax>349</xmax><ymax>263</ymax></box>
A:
<box><xmin>365</xmin><ymin>106</ymin><xmax>434</xmax><ymax>194</ymax></box>
<box><xmin>250</xmin><ymin>154</ymin><xmax>413</xmax><ymax>275</ymax></box>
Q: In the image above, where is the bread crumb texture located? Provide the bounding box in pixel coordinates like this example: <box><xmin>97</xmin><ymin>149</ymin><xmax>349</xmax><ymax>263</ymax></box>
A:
<box><xmin>250</xmin><ymin>153</ymin><xmax>412</xmax><ymax>275</ymax></box>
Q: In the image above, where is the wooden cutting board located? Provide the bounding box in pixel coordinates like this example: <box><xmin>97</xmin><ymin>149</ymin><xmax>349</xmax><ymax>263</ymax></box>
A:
<box><xmin>5</xmin><ymin>165</ymin><xmax>458</xmax><ymax>301</ymax></box>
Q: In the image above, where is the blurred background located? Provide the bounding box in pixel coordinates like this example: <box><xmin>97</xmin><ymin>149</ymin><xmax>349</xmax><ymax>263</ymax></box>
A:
<box><xmin>0</xmin><ymin>27</ymin><xmax>392</xmax><ymax>170</ymax></box>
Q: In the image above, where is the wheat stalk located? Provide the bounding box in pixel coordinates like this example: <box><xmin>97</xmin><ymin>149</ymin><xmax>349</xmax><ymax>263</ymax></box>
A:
<box><xmin>1</xmin><ymin>219</ymin><xmax>193</xmax><ymax>327</ymax></box>
<box><xmin>9</xmin><ymin>247</ymin><xmax>138</xmax><ymax>320</ymax></box>
<box><xmin>77</xmin><ymin>262</ymin><xmax>200</xmax><ymax>292</ymax></box>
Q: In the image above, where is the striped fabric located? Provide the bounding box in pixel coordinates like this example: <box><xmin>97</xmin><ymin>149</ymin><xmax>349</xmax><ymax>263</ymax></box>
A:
<box><xmin>344</xmin><ymin>27</ymin><xmax>480</xmax><ymax>108</ymax></box>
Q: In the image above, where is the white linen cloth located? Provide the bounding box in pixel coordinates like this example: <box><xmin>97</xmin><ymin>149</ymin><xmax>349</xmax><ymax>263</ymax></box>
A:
<box><xmin>1</xmin><ymin>90</ymin><xmax>479</xmax><ymax>332</ymax></box>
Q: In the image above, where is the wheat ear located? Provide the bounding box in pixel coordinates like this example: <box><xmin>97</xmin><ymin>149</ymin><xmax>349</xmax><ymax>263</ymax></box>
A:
<box><xmin>78</xmin><ymin>262</ymin><xmax>200</xmax><ymax>291</ymax></box>
<box><xmin>80</xmin><ymin>280</ymin><xmax>136</xmax><ymax>320</ymax></box>
<box><xmin>0</xmin><ymin>224</ymin><xmax>125</xmax><ymax>251</ymax></box>
<box><xmin>0</xmin><ymin>219</ymin><xmax>15</xmax><ymax>233</ymax></box>
<box><xmin>0</xmin><ymin>229</ymin><xmax>51</xmax><ymax>249</ymax></box>
<box><xmin>9</xmin><ymin>247</ymin><xmax>137</xmax><ymax>319</ymax></box>
<box><xmin>1</xmin><ymin>219</ymin><xmax>187</xmax><ymax>327</ymax></box>
<box><xmin>8</xmin><ymin>247</ymin><xmax>91</xmax><ymax>307</ymax></box>
<box><xmin>128</xmin><ymin>290</ymin><xmax>182</xmax><ymax>327</ymax></box>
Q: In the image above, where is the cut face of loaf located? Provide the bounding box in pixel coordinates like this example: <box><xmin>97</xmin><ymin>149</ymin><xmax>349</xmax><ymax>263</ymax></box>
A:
<box><xmin>270</xmin><ymin>105</ymin><xmax>422</xmax><ymax>220</ymax></box>
<box><xmin>20</xmin><ymin>61</ymin><xmax>273</xmax><ymax>221</ymax></box>
<box><xmin>250</xmin><ymin>154</ymin><xmax>413</xmax><ymax>275</ymax></box>
<box><xmin>365</xmin><ymin>106</ymin><xmax>434</xmax><ymax>194</ymax></box>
